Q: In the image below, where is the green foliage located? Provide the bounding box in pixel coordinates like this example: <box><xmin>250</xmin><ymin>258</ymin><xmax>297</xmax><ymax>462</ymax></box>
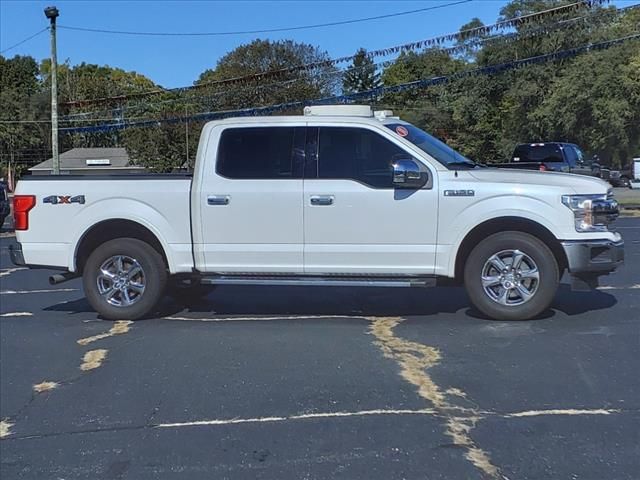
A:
<box><xmin>342</xmin><ymin>48</ymin><xmax>380</xmax><ymax>94</ymax></box>
<box><xmin>195</xmin><ymin>39</ymin><xmax>339</xmax><ymax>111</ymax></box>
<box><xmin>1</xmin><ymin>0</ymin><xmax>638</xmax><ymax>172</ymax></box>
<box><xmin>0</xmin><ymin>55</ymin><xmax>48</xmax><ymax>169</ymax></box>
<box><xmin>380</xmin><ymin>0</ymin><xmax>639</xmax><ymax>166</ymax></box>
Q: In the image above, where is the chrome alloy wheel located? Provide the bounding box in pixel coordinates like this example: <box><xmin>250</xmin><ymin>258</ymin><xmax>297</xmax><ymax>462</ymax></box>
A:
<box><xmin>481</xmin><ymin>249</ymin><xmax>539</xmax><ymax>306</ymax></box>
<box><xmin>96</xmin><ymin>255</ymin><xmax>146</xmax><ymax>307</ymax></box>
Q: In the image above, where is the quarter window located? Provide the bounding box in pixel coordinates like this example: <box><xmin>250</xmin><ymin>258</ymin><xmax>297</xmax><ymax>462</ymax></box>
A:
<box><xmin>217</xmin><ymin>127</ymin><xmax>303</xmax><ymax>179</ymax></box>
<box><xmin>317</xmin><ymin>127</ymin><xmax>410</xmax><ymax>188</ymax></box>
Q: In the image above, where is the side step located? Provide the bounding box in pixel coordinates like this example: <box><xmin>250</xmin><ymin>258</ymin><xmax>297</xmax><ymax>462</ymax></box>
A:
<box><xmin>200</xmin><ymin>275</ymin><xmax>436</xmax><ymax>288</ymax></box>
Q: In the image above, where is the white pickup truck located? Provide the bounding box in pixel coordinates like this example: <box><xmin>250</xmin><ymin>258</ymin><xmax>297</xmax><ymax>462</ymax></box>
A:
<box><xmin>10</xmin><ymin>105</ymin><xmax>623</xmax><ymax>321</ymax></box>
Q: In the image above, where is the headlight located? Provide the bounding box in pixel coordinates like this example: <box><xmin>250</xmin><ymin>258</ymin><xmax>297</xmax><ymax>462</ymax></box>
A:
<box><xmin>562</xmin><ymin>193</ymin><xmax>619</xmax><ymax>232</ymax></box>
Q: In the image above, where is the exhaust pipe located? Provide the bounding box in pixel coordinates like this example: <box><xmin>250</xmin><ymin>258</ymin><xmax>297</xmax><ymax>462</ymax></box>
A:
<box><xmin>49</xmin><ymin>272</ymin><xmax>79</xmax><ymax>285</ymax></box>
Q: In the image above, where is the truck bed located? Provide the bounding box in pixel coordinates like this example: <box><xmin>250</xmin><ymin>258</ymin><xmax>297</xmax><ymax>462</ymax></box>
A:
<box><xmin>14</xmin><ymin>174</ymin><xmax>193</xmax><ymax>273</ymax></box>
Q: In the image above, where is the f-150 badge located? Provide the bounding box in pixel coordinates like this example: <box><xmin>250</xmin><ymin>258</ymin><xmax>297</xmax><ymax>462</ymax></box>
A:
<box><xmin>43</xmin><ymin>195</ymin><xmax>86</xmax><ymax>204</ymax></box>
<box><xmin>444</xmin><ymin>190</ymin><xmax>475</xmax><ymax>197</ymax></box>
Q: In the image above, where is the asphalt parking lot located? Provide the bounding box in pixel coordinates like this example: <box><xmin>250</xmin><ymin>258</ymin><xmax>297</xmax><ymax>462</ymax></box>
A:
<box><xmin>0</xmin><ymin>218</ymin><xmax>638</xmax><ymax>480</ymax></box>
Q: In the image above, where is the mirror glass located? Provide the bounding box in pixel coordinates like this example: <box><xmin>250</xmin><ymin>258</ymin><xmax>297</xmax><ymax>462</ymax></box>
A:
<box><xmin>392</xmin><ymin>157</ymin><xmax>428</xmax><ymax>189</ymax></box>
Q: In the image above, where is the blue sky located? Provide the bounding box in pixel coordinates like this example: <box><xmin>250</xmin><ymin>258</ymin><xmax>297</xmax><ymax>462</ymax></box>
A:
<box><xmin>0</xmin><ymin>0</ymin><xmax>635</xmax><ymax>88</ymax></box>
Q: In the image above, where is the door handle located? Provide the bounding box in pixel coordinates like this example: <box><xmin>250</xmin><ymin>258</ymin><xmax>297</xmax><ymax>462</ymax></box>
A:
<box><xmin>310</xmin><ymin>195</ymin><xmax>334</xmax><ymax>206</ymax></box>
<box><xmin>207</xmin><ymin>195</ymin><xmax>230</xmax><ymax>206</ymax></box>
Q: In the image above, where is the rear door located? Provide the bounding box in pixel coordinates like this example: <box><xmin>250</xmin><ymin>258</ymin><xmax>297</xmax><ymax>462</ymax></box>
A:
<box><xmin>196</xmin><ymin>125</ymin><xmax>306</xmax><ymax>273</ymax></box>
<box><xmin>303</xmin><ymin>125</ymin><xmax>438</xmax><ymax>275</ymax></box>
<box><xmin>565</xmin><ymin>144</ymin><xmax>592</xmax><ymax>176</ymax></box>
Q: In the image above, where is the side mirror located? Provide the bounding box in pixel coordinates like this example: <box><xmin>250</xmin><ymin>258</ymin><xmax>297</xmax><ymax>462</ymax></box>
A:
<box><xmin>392</xmin><ymin>158</ymin><xmax>428</xmax><ymax>189</ymax></box>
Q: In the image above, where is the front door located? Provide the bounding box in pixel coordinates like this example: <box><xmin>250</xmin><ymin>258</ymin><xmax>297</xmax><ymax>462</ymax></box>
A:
<box><xmin>303</xmin><ymin>126</ymin><xmax>439</xmax><ymax>275</ymax></box>
<box><xmin>196</xmin><ymin>125</ymin><xmax>305</xmax><ymax>273</ymax></box>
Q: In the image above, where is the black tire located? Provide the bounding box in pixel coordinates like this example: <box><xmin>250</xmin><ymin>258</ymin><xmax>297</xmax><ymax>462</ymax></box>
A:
<box><xmin>464</xmin><ymin>231</ymin><xmax>559</xmax><ymax>321</ymax></box>
<box><xmin>83</xmin><ymin>238</ymin><xmax>167</xmax><ymax>320</ymax></box>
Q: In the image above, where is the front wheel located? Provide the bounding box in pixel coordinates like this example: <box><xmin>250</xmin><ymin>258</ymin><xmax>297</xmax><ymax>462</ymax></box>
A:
<box><xmin>83</xmin><ymin>238</ymin><xmax>167</xmax><ymax>320</ymax></box>
<box><xmin>464</xmin><ymin>232</ymin><xmax>559</xmax><ymax>321</ymax></box>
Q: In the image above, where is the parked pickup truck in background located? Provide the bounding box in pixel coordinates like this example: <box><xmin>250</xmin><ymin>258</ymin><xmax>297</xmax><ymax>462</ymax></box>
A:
<box><xmin>495</xmin><ymin>142</ymin><xmax>598</xmax><ymax>175</ymax></box>
<box><xmin>10</xmin><ymin>106</ymin><xmax>624</xmax><ymax>321</ymax></box>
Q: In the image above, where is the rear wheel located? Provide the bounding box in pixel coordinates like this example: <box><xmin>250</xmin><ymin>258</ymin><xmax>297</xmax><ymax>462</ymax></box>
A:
<box><xmin>83</xmin><ymin>238</ymin><xmax>167</xmax><ymax>320</ymax></box>
<box><xmin>464</xmin><ymin>232</ymin><xmax>559</xmax><ymax>321</ymax></box>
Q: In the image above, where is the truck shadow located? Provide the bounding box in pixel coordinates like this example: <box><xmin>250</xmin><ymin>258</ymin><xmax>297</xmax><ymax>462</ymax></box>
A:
<box><xmin>43</xmin><ymin>284</ymin><xmax>616</xmax><ymax>321</ymax></box>
<box><xmin>156</xmin><ymin>283</ymin><xmax>616</xmax><ymax>321</ymax></box>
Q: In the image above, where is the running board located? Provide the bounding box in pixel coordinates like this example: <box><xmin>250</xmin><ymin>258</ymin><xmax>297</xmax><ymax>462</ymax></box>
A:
<box><xmin>200</xmin><ymin>275</ymin><xmax>436</xmax><ymax>288</ymax></box>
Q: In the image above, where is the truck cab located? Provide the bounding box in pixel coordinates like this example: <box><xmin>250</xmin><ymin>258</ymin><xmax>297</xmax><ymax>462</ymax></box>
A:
<box><xmin>10</xmin><ymin>106</ymin><xmax>624</xmax><ymax>321</ymax></box>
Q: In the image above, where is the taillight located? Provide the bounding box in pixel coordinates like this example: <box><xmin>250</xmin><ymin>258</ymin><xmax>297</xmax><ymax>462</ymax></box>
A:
<box><xmin>539</xmin><ymin>164</ymin><xmax>547</xmax><ymax>172</ymax></box>
<box><xmin>13</xmin><ymin>195</ymin><xmax>36</xmax><ymax>231</ymax></box>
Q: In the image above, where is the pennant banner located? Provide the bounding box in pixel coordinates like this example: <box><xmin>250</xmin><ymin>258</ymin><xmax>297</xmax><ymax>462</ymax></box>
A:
<box><xmin>61</xmin><ymin>3</ymin><xmax>634</xmax><ymax>123</ymax></box>
<box><xmin>61</xmin><ymin>0</ymin><xmax>611</xmax><ymax>108</ymax></box>
<box><xmin>60</xmin><ymin>33</ymin><xmax>639</xmax><ymax>135</ymax></box>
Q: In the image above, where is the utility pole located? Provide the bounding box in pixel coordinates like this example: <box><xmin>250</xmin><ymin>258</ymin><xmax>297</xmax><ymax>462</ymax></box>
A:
<box><xmin>44</xmin><ymin>6</ymin><xmax>60</xmax><ymax>174</ymax></box>
<box><xmin>185</xmin><ymin>105</ymin><xmax>190</xmax><ymax>169</ymax></box>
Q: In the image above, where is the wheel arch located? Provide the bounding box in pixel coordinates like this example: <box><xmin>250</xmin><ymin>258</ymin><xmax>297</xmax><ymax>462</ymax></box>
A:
<box><xmin>74</xmin><ymin>219</ymin><xmax>168</xmax><ymax>274</ymax></box>
<box><xmin>454</xmin><ymin>216</ymin><xmax>567</xmax><ymax>282</ymax></box>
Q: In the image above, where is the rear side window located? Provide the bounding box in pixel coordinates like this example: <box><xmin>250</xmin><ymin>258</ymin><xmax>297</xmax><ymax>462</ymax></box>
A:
<box><xmin>513</xmin><ymin>144</ymin><xmax>564</xmax><ymax>163</ymax></box>
<box><xmin>317</xmin><ymin>127</ymin><xmax>410</xmax><ymax>188</ymax></box>
<box><xmin>217</xmin><ymin>127</ymin><xmax>303</xmax><ymax>179</ymax></box>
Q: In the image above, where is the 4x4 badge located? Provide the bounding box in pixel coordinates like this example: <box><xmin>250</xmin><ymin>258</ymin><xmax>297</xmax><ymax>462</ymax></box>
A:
<box><xmin>43</xmin><ymin>195</ymin><xmax>86</xmax><ymax>205</ymax></box>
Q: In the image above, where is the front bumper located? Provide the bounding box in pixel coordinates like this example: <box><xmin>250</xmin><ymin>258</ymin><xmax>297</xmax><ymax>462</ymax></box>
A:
<box><xmin>561</xmin><ymin>239</ymin><xmax>624</xmax><ymax>274</ymax></box>
<box><xmin>9</xmin><ymin>243</ymin><xmax>26</xmax><ymax>266</ymax></box>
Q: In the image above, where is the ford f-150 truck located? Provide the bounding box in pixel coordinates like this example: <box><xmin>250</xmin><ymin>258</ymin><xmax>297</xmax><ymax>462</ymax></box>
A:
<box><xmin>10</xmin><ymin>105</ymin><xmax>623</xmax><ymax>321</ymax></box>
<box><xmin>494</xmin><ymin>142</ymin><xmax>597</xmax><ymax>175</ymax></box>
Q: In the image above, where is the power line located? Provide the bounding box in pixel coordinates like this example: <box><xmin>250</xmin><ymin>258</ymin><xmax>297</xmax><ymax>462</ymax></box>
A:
<box><xmin>58</xmin><ymin>1</ymin><xmax>472</xmax><ymax>37</ymax></box>
<box><xmin>0</xmin><ymin>27</ymin><xmax>48</xmax><ymax>54</ymax></box>
<box><xmin>62</xmin><ymin>0</ymin><xmax>610</xmax><ymax>106</ymax></box>
<box><xmin>60</xmin><ymin>0</ymin><xmax>610</xmax><ymax>107</ymax></box>
<box><xmin>60</xmin><ymin>5</ymin><xmax>609</xmax><ymax>123</ymax></box>
<box><xmin>60</xmin><ymin>33</ymin><xmax>640</xmax><ymax>134</ymax></box>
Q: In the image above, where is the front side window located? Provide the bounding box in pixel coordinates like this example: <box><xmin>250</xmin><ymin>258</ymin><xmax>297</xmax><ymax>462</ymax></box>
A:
<box><xmin>217</xmin><ymin>127</ymin><xmax>303</xmax><ymax>179</ymax></box>
<box><xmin>317</xmin><ymin>127</ymin><xmax>411</xmax><ymax>188</ymax></box>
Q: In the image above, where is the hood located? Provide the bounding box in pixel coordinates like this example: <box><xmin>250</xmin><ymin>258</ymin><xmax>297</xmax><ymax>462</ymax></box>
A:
<box><xmin>468</xmin><ymin>168</ymin><xmax>610</xmax><ymax>194</ymax></box>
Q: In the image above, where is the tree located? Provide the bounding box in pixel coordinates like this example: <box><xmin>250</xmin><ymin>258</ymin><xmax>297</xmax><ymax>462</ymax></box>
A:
<box><xmin>0</xmin><ymin>55</ymin><xmax>48</xmax><ymax>173</ymax></box>
<box><xmin>342</xmin><ymin>48</ymin><xmax>380</xmax><ymax>94</ymax></box>
<box><xmin>455</xmin><ymin>18</ymin><xmax>486</xmax><ymax>61</ymax></box>
<box><xmin>41</xmin><ymin>61</ymin><xmax>160</xmax><ymax>150</ymax></box>
<box><xmin>195</xmin><ymin>39</ymin><xmax>339</xmax><ymax>111</ymax></box>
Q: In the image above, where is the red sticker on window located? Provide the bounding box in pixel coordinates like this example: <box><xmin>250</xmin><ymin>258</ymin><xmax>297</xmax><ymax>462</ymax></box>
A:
<box><xmin>395</xmin><ymin>126</ymin><xmax>409</xmax><ymax>137</ymax></box>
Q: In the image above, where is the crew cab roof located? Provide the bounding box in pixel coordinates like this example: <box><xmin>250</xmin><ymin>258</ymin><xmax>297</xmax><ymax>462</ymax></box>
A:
<box><xmin>202</xmin><ymin>105</ymin><xmax>407</xmax><ymax>129</ymax></box>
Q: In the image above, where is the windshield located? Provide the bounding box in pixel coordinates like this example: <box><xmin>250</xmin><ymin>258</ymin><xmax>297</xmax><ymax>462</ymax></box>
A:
<box><xmin>385</xmin><ymin>123</ymin><xmax>475</xmax><ymax>168</ymax></box>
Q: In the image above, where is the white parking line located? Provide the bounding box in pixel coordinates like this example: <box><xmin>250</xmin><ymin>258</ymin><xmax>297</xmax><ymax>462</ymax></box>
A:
<box><xmin>0</xmin><ymin>312</ymin><xmax>33</xmax><ymax>317</ymax></box>
<box><xmin>156</xmin><ymin>408</ymin><xmax>438</xmax><ymax>428</ymax></box>
<box><xmin>506</xmin><ymin>408</ymin><xmax>619</xmax><ymax>418</ymax></box>
<box><xmin>155</xmin><ymin>406</ymin><xmax>622</xmax><ymax>430</ymax></box>
<box><xmin>597</xmin><ymin>284</ymin><xmax>640</xmax><ymax>290</ymax></box>
<box><xmin>0</xmin><ymin>267</ymin><xmax>26</xmax><ymax>278</ymax></box>
<box><xmin>0</xmin><ymin>420</ymin><xmax>14</xmax><ymax>439</ymax></box>
<box><xmin>0</xmin><ymin>288</ymin><xmax>78</xmax><ymax>295</ymax></box>
<box><xmin>164</xmin><ymin>315</ymin><xmax>368</xmax><ymax>322</ymax></box>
